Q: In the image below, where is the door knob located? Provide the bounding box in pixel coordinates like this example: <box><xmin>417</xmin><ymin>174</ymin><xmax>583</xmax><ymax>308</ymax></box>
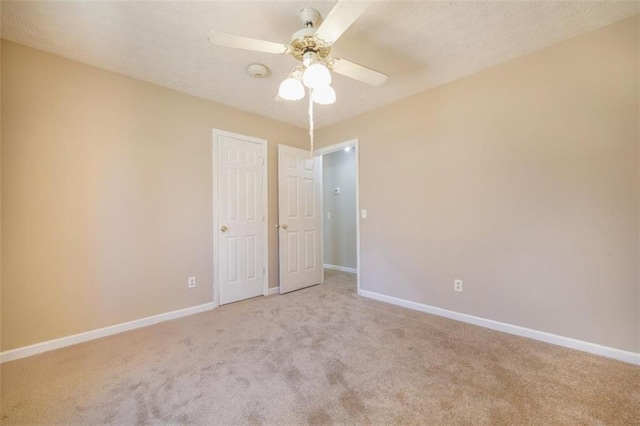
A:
<box><xmin>220</xmin><ymin>225</ymin><xmax>228</xmax><ymax>232</ymax></box>
<box><xmin>281</xmin><ymin>224</ymin><xmax>288</xmax><ymax>229</ymax></box>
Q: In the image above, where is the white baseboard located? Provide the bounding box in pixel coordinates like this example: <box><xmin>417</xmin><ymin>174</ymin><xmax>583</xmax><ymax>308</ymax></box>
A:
<box><xmin>0</xmin><ymin>302</ymin><xmax>216</xmax><ymax>364</ymax></box>
<box><xmin>267</xmin><ymin>286</ymin><xmax>280</xmax><ymax>296</ymax></box>
<box><xmin>359</xmin><ymin>290</ymin><xmax>640</xmax><ymax>366</ymax></box>
<box><xmin>324</xmin><ymin>264</ymin><xmax>357</xmax><ymax>274</ymax></box>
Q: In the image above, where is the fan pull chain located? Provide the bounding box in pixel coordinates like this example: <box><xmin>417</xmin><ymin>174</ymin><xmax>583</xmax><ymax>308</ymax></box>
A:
<box><xmin>308</xmin><ymin>89</ymin><xmax>314</xmax><ymax>158</ymax></box>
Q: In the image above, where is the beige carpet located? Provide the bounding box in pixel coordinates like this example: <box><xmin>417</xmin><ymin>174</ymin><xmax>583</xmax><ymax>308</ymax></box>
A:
<box><xmin>1</xmin><ymin>270</ymin><xmax>639</xmax><ymax>425</ymax></box>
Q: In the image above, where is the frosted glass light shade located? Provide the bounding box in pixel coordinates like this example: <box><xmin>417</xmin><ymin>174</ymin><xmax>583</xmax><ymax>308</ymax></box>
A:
<box><xmin>278</xmin><ymin>78</ymin><xmax>305</xmax><ymax>101</ymax></box>
<box><xmin>303</xmin><ymin>63</ymin><xmax>331</xmax><ymax>89</ymax></box>
<box><xmin>311</xmin><ymin>85</ymin><xmax>336</xmax><ymax>105</ymax></box>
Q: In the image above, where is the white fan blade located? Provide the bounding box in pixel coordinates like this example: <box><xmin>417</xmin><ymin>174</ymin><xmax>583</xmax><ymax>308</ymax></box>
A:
<box><xmin>208</xmin><ymin>30</ymin><xmax>289</xmax><ymax>55</ymax></box>
<box><xmin>314</xmin><ymin>1</ymin><xmax>369</xmax><ymax>45</ymax></box>
<box><xmin>330</xmin><ymin>58</ymin><xmax>388</xmax><ymax>87</ymax></box>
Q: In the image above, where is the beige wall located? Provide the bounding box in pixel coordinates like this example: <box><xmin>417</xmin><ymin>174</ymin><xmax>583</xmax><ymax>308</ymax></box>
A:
<box><xmin>318</xmin><ymin>16</ymin><xmax>640</xmax><ymax>353</ymax></box>
<box><xmin>322</xmin><ymin>149</ymin><xmax>357</xmax><ymax>269</ymax></box>
<box><xmin>1</xmin><ymin>38</ymin><xmax>3</xmax><ymax>352</ymax></box>
<box><xmin>1</xmin><ymin>40</ymin><xmax>307</xmax><ymax>351</ymax></box>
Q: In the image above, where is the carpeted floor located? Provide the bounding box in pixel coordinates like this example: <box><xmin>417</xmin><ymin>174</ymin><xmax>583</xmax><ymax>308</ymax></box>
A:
<box><xmin>1</xmin><ymin>269</ymin><xmax>639</xmax><ymax>425</ymax></box>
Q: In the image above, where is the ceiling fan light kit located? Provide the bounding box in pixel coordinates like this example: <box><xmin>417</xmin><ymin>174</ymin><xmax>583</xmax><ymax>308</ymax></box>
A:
<box><xmin>302</xmin><ymin>62</ymin><xmax>332</xmax><ymax>90</ymax></box>
<box><xmin>311</xmin><ymin>85</ymin><xmax>336</xmax><ymax>105</ymax></box>
<box><xmin>209</xmin><ymin>1</ymin><xmax>388</xmax><ymax>154</ymax></box>
<box><xmin>278</xmin><ymin>77</ymin><xmax>305</xmax><ymax>101</ymax></box>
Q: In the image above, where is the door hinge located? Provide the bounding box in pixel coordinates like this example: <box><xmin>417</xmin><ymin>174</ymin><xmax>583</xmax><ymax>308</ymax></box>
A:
<box><xmin>263</xmin><ymin>267</ymin><xmax>266</xmax><ymax>276</ymax></box>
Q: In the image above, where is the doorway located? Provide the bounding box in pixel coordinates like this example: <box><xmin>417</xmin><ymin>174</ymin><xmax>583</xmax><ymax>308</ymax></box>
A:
<box><xmin>317</xmin><ymin>139</ymin><xmax>360</xmax><ymax>294</ymax></box>
<box><xmin>213</xmin><ymin>130</ymin><xmax>268</xmax><ymax>305</ymax></box>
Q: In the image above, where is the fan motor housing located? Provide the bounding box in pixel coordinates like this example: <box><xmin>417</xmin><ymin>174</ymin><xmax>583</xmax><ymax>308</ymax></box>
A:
<box><xmin>290</xmin><ymin>27</ymin><xmax>331</xmax><ymax>61</ymax></box>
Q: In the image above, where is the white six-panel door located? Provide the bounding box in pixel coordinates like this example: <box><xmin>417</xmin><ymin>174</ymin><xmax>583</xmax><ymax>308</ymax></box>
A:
<box><xmin>278</xmin><ymin>145</ymin><xmax>323</xmax><ymax>294</ymax></box>
<box><xmin>216</xmin><ymin>132</ymin><xmax>266</xmax><ymax>305</ymax></box>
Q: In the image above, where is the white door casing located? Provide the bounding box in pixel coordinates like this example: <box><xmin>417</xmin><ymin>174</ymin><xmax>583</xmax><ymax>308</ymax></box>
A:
<box><xmin>278</xmin><ymin>144</ymin><xmax>323</xmax><ymax>294</ymax></box>
<box><xmin>214</xmin><ymin>130</ymin><xmax>268</xmax><ymax>305</ymax></box>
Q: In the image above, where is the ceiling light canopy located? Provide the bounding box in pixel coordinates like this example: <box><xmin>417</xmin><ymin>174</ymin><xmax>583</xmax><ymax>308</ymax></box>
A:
<box><xmin>246</xmin><ymin>63</ymin><xmax>270</xmax><ymax>78</ymax></box>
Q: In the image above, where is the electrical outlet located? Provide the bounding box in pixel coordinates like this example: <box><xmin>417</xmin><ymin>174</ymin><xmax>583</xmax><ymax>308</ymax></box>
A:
<box><xmin>188</xmin><ymin>276</ymin><xmax>196</xmax><ymax>289</ymax></box>
<box><xmin>454</xmin><ymin>279</ymin><xmax>463</xmax><ymax>292</ymax></box>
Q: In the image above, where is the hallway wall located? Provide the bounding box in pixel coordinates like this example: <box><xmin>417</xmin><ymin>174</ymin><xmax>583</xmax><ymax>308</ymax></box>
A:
<box><xmin>322</xmin><ymin>149</ymin><xmax>357</xmax><ymax>270</ymax></box>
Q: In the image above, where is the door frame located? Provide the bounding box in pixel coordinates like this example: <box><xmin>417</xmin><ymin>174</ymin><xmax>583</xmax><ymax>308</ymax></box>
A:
<box><xmin>315</xmin><ymin>138</ymin><xmax>361</xmax><ymax>295</ymax></box>
<box><xmin>212</xmin><ymin>129</ymin><xmax>269</xmax><ymax>307</ymax></box>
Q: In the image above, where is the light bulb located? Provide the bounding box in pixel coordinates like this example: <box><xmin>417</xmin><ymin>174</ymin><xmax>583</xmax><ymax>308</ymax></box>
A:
<box><xmin>278</xmin><ymin>78</ymin><xmax>305</xmax><ymax>101</ymax></box>
<box><xmin>311</xmin><ymin>85</ymin><xmax>336</xmax><ymax>105</ymax></box>
<box><xmin>303</xmin><ymin>63</ymin><xmax>331</xmax><ymax>89</ymax></box>
<box><xmin>302</xmin><ymin>51</ymin><xmax>316</xmax><ymax>68</ymax></box>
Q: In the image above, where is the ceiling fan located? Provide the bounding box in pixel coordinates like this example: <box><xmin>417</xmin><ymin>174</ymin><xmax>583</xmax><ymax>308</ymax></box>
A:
<box><xmin>208</xmin><ymin>1</ymin><xmax>388</xmax><ymax>105</ymax></box>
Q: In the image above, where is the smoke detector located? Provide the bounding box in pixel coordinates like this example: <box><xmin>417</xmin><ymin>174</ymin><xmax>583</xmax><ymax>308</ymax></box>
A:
<box><xmin>246</xmin><ymin>63</ymin><xmax>270</xmax><ymax>78</ymax></box>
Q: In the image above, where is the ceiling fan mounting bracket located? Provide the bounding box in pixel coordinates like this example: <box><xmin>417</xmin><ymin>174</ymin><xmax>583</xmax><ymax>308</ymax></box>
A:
<box><xmin>299</xmin><ymin>8</ymin><xmax>321</xmax><ymax>28</ymax></box>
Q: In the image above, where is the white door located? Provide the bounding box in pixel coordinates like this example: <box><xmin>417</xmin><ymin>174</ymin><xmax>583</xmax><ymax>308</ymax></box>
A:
<box><xmin>216</xmin><ymin>131</ymin><xmax>267</xmax><ymax>305</ymax></box>
<box><xmin>278</xmin><ymin>144</ymin><xmax>323</xmax><ymax>294</ymax></box>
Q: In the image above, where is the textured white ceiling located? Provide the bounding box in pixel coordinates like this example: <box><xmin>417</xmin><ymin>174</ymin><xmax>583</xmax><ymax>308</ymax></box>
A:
<box><xmin>2</xmin><ymin>1</ymin><xmax>638</xmax><ymax>129</ymax></box>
